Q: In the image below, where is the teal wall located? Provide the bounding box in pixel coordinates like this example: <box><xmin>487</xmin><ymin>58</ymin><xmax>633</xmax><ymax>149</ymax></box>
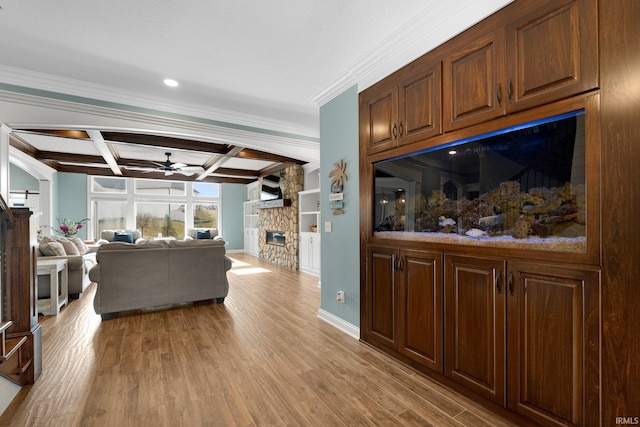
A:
<box><xmin>221</xmin><ymin>183</ymin><xmax>245</xmax><ymax>250</ymax></box>
<box><xmin>9</xmin><ymin>164</ymin><xmax>39</xmax><ymax>191</ymax></box>
<box><xmin>56</xmin><ymin>172</ymin><xmax>88</xmax><ymax>239</ymax></box>
<box><xmin>319</xmin><ymin>85</ymin><xmax>360</xmax><ymax>326</ymax></box>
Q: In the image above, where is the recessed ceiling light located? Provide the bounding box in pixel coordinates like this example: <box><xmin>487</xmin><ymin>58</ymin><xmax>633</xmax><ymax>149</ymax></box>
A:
<box><xmin>163</xmin><ymin>78</ymin><xmax>179</xmax><ymax>87</ymax></box>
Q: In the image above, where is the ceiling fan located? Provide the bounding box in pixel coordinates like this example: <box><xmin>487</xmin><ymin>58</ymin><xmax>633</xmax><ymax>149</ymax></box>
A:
<box><xmin>127</xmin><ymin>152</ymin><xmax>205</xmax><ymax>176</ymax></box>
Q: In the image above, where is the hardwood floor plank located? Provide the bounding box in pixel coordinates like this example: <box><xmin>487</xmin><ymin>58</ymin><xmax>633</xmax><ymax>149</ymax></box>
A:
<box><xmin>0</xmin><ymin>253</ymin><xmax>515</xmax><ymax>426</ymax></box>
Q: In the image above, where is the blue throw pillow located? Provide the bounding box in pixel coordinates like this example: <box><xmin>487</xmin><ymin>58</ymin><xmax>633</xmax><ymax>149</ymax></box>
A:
<box><xmin>196</xmin><ymin>230</ymin><xmax>211</xmax><ymax>240</ymax></box>
<box><xmin>114</xmin><ymin>232</ymin><xmax>134</xmax><ymax>243</ymax></box>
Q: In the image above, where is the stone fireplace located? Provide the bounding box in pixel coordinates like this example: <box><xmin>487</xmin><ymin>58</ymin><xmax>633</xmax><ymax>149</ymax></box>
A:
<box><xmin>258</xmin><ymin>165</ymin><xmax>303</xmax><ymax>269</ymax></box>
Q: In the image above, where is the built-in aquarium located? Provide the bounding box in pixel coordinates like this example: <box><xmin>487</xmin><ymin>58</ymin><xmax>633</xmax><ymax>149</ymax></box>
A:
<box><xmin>374</xmin><ymin>110</ymin><xmax>587</xmax><ymax>252</ymax></box>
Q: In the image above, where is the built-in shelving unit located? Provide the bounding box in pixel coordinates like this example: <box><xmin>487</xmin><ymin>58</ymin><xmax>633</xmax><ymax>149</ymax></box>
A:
<box><xmin>243</xmin><ymin>200</ymin><xmax>260</xmax><ymax>256</ymax></box>
<box><xmin>299</xmin><ymin>183</ymin><xmax>321</xmax><ymax>276</ymax></box>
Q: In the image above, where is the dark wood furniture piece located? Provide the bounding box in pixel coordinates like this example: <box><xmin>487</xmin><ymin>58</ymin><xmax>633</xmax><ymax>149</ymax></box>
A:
<box><xmin>0</xmin><ymin>198</ymin><xmax>41</xmax><ymax>386</ymax></box>
<box><xmin>359</xmin><ymin>0</ymin><xmax>639</xmax><ymax>425</ymax></box>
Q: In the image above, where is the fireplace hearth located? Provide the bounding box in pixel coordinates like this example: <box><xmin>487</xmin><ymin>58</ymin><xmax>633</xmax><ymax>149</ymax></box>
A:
<box><xmin>266</xmin><ymin>230</ymin><xmax>286</xmax><ymax>247</ymax></box>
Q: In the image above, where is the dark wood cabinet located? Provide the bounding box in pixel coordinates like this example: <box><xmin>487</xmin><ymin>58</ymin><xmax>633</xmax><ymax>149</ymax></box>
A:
<box><xmin>360</xmin><ymin>57</ymin><xmax>441</xmax><ymax>155</ymax></box>
<box><xmin>506</xmin><ymin>262</ymin><xmax>600</xmax><ymax>427</ymax></box>
<box><xmin>444</xmin><ymin>254</ymin><xmax>506</xmax><ymax>405</ymax></box>
<box><xmin>363</xmin><ymin>245</ymin><xmax>443</xmax><ymax>373</ymax></box>
<box><xmin>1</xmin><ymin>207</ymin><xmax>41</xmax><ymax>386</ymax></box>
<box><xmin>505</xmin><ymin>0</ymin><xmax>598</xmax><ymax>113</ymax></box>
<box><xmin>443</xmin><ymin>0</ymin><xmax>597</xmax><ymax>131</ymax></box>
<box><xmin>363</xmin><ymin>246</ymin><xmax>396</xmax><ymax>351</ymax></box>
<box><xmin>443</xmin><ymin>28</ymin><xmax>506</xmax><ymax>131</ymax></box>
<box><xmin>359</xmin><ymin>0</ymin><xmax>606</xmax><ymax>424</ymax></box>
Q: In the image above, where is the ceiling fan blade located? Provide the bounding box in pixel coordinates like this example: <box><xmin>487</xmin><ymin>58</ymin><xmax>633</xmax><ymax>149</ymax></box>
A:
<box><xmin>165</xmin><ymin>170</ymin><xmax>174</xmax><ymax>176</ymax></box>
<box><xmin>172</xmin><ymin>162</ymin><xmax>187</xmax><ymax>169</ymax></box>
<box><xmin>180</xmin><ymin>166</ymin><xmax>205</xmax><ymax>172</ymax></box>
<box><xmin>177</xmin><ymin>170</ymin><xmax>195</xmax><ymax>176</ymax></box>
<box><xmin>125</xmin><ymin>166</ymin><xmax>154</xmax><ymax>172</ymax></box>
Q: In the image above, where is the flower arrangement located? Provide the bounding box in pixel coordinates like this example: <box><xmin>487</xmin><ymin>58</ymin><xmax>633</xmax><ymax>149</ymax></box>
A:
<box><xmin>55</xmin><ymin>218</ymin><xmax>89</xmax><ymax>237</ymax></box>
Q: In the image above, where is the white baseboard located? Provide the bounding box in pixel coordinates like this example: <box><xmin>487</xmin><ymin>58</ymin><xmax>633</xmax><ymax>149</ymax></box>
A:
<box><xmin>0</xmin><ymin>377</ymin><xmax>20</xmax><ymax>416</ymax></box>
<box><xmin>317</xmin><ymin>309</ymin><xmax>360</xmax><ymax>340</ymax></box>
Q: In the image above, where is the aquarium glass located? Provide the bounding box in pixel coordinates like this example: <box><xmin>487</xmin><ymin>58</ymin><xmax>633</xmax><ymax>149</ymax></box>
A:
<box><xmin>373</xmin><ymin>110</ymin><xmax>586</xmax><ymax>252</ymax></box>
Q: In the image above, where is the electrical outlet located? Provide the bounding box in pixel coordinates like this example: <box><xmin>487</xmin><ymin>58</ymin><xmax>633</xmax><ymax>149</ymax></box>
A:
<box><xmin>336</xmin><ymin>291</ymin><xmax>345</xmax><ymax>303</ymax></box>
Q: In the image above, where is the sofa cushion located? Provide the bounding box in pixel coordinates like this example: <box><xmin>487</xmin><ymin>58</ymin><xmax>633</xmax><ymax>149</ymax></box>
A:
<box><xmin>168</xmin><ymin>239</ymin><xmax>225</xmax><ymax>248</ymax></box>
<box><xmin>39</xmin><ymin>241</ymin><xmax>66</xmax><ymax>256</ymax></box>
<box><xmin>114</xmin><ymin>232</ymin><xmax>134</xmax><ymax>243</ymax></box>
<box><xmin>96</xmin><ymin>240</ymin><xmax>169</xmax><ymax>262</ymax></box>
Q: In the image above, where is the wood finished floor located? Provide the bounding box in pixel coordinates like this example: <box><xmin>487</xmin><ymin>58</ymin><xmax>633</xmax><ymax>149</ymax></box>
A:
<box><xmin>0</xmin><ymin>253</ymin><xmax>517</xmax><ymax>426</ymax></box>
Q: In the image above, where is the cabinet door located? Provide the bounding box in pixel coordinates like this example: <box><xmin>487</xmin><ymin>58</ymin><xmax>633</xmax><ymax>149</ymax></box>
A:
<box><xmin>310</xmin><ymin>234</ymin><xmax>320</xmax><ymax>273</ymax></box>
<box><xmin>363</xmin><ymin>246</ymin><xmax>397</xmax><ymax>350</ymax></box>
<box><xmin>507</xmin><ymin>262</ymin><xmax>600</xmax><ymax>426</ymax></box>
<box><xmin>397</xmin><ymin>250</ymin><xmax>443</xmax><ymax>373</ymax></box>
<box><xmin>299</xmin><ymin>233</ymin><xmax>311</xmax><ymax>270</ymax></box>
<box><xmin>443</xmin><ymin>28</ymin><xmax>506</xmax><ymax>132</ymax></box>
<box><xmin>505</xmin><ymin>0</ymin><xmax>598</xmax><ymax>113</ymax></box>
<box><xmin>445</xmin><ymin>255</ymin><xmax>506</xmax><ymax>405</ymax></box>
<box><xmin>360</xmin><ymin>80</ymin><xmax>397</xmax><ymax>155</ymax></box>
<box><xmin>396</xmin><ymin>59</ymin><xmax>442</xmax><ymax>147</ymax></box>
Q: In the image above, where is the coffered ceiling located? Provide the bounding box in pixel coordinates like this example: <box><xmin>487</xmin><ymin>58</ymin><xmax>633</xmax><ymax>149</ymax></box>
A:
<box><xmin>0</xmin><ymin>0</ymin><xmax>513</xmax><ymax>183</ymax></box>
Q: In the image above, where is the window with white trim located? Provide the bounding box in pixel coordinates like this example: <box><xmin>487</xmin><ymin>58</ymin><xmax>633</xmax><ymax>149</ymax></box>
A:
<box><xmin>89</xmin><ymin>177</ymin><xmax>220</xmax><ymax>240</ymax></box>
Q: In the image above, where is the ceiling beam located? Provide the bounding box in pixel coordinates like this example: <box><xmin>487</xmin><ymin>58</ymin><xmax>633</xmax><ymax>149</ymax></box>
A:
<box><xmin>197</xmin><ymin>146</ymin><xmax>245</xmax><ymax>181</ymax></box>
<box><xmin>56</xmin><ymin>164</ymin><xmax>253</xmax><ymax>185</ymax></box>
<box><xmin>87</xmin><ymin>130</ymin><xmax>122</xmax><ymax>176</ymax></box>
<box><xmin>101</xmin><ymin>132</ymin><xmax>230</xmax><ymax>154</ymax></box>
<box><xmin>235</xmin><ymin>148</ymin><xmax>306</xmax><ymax>164</ymax></box>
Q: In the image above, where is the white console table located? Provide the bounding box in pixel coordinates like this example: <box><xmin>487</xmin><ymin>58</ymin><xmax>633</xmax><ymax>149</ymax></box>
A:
<box><xmin>36</xmin><ymin>258</ymin><xmax>68</xmax><ymax>315</ymax></box>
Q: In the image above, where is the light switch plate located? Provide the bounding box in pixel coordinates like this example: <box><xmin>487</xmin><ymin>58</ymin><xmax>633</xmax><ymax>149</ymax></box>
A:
<box><xmin>324</xmin><ymin>221</ymin><xmax>332</xmax><ymax>232</ymax></box>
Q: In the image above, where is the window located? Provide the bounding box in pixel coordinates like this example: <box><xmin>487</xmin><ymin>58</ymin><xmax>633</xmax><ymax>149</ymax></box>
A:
<box><xmin>92</xmin><ymin>200</ymin><xmax>127</xmax><ymax>237</ymax></box>
<box><xmin>135</xmin><ymin>179</ymin><xmax>185</xmax><ymax>196</ymax></box>
<box><xmin>193</xmin><ymin>203</ymin><xmax>218</xmax><ymax>229</ymax></box>
<box><xmin>89</xmin><ymin>177</ymin><xmax>220</xmax><ymax>241</ymax></box>
<box><xmin>92</xmin><ymin>177</ymin><xmax>126</xmax><ymax>193</ymax></box>
<box><xmin>136</xmin><ymin>202</ymin><xmax>185</xmax><ymax>239</ymax></box>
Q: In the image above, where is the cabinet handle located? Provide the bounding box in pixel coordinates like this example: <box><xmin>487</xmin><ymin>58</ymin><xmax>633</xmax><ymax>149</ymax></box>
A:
<box><xmin>508</xmin><ymin>272</ymin><xmax>514</xmax><ymax>296</ymax></box>
<box><xmin>507</xmin><ymin>78</ymin><xmax>513</xmax><ymax>103</ymax></box>
<box><xmin>495</xmin><ymin>270</ymin><xmax>502</xmax><ymax>294</ymax></box>
<box><xmin>392</xmin><ymin>123</ymin><xmax>398</xmax><ymax>138</ymax></box>
<box><xmin>398</xmin><ymin>256</ymin><xmax>404</xmax><ymax>272</ymax></box>
<box><xmin>310</xmin><ymin>237</ymin><xmax>313</xmax><ymax>244</ymax></box>
<box><xmin>496</xmin><ymin>83</ymin><xmax>503</xmax><ymax>107</ymax></box>
<box><xmin>398</xmin><ymin>121</ymin><xmax>404</xmax><ymax>137</ymax></box>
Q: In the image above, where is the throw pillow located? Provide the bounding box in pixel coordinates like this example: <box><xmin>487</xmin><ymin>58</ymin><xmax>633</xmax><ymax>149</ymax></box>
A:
<box><xmin>114</xmin><ymin>232</ymin><xmax>134</xmax><ymax>243</ymax></box>
<box><xmin>196</xmin><ymin>229</ymin><xmax>211</xmax><ymax>240</ymax></box>
<box><xmin>69</xmin><ymin>237</ymin><xmax>89</xmax><ymax>254</ymax></box>
<box><xmin>53</xmin><ymin>236</ymin><xmax>80</xmax><ymax>255</ymax></box>
<box><xmin>39</xmin><ymin>241</ymin><xmax>66</xmax><ymax>256</ymax></box>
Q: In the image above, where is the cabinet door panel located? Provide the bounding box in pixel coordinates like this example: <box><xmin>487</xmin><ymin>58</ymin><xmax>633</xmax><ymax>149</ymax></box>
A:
<box><xmin>506</xmin><ymin>0</ymin><xmax>598</xmax><ymax>112</ymax></box>
<box><xmin>361</xmin><ymin>82</ymin><xmax>396</xmax><ymax>155</ymax></box>
<box><xmin>364</xmin><ymin>246</ymin><xmax>396</xmax><ymax>349</ymax></box>
<box><xmin>445</xmin><ymin>255</ymin><xmax>506</xmax><ymax>405</ymax></box>
<box><xmin>398</xmin><ymin>250</ymin><xmax>443</xmax><ymax>372</ymax></box>
<box><xmin>397</xmin><ymin>60</ymin><xmax>442</xmax><ymax>146</ymax></box>
<box><xmin>507</xmin><ymin>262</ymin><xmax>600</xmax><ymax>426</ymax></box>
<box><xmin>443</xmin><ymin>29</ymin><xmax>506</xmax><ymax>131</ymax></box>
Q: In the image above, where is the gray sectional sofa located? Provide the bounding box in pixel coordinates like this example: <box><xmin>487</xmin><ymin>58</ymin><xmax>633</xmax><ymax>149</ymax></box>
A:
<box><xmin>89</xmin><ymin>239</ymin><xmax>232</xmax><ymax>320</ymax></box>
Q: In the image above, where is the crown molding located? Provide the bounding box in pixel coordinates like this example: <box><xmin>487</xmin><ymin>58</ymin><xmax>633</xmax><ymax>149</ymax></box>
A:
<box><xmin>311</xmin><ymin>0</ymin><xmax>514</xmax><ymax>106</ymax></box>
<box><xmin>0</xmin><ymin>65</ymin><xmax>319</xmax><ymax>139</ymax></box>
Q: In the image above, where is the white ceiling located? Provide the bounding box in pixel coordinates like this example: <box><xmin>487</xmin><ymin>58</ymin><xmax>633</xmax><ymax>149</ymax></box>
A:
<box><xmin>0</xmin><ymin>0</ymin><xmax>514</xmax><ymax>183</ymax></box>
